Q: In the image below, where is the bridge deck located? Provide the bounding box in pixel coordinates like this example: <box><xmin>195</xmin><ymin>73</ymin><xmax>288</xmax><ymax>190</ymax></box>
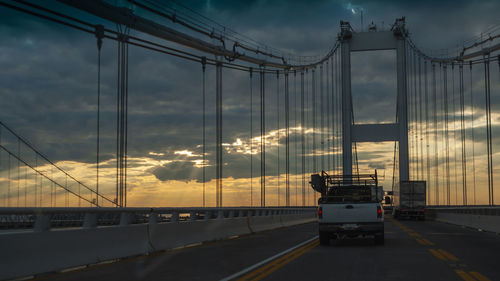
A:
<box><xmin>41</xmin><ymin>218</ymin><xmax>499</xmax><ymax>281</ymax></box>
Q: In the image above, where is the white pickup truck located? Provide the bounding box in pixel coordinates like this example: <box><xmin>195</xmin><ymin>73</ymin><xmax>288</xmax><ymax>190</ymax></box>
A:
<box><xmin>311</xmin><ymin>172</ymin><xmax>385</xmax><ymax>245</ymax></box>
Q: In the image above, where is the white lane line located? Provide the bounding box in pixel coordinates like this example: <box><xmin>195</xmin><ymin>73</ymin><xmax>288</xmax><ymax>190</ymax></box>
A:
<box><xmin>219</xmin><ymin>235</ymin><xmax>319</xmax><ymax>281</ymax></box>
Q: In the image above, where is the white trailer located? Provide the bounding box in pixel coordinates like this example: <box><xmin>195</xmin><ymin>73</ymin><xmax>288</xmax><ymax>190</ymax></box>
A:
<box><xmin>393</xmin><ymin>181</ymin><xmax>426</xmax><ymax>220</ymax></box>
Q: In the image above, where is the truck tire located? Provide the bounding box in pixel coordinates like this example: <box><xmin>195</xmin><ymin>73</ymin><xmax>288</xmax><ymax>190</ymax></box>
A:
<box><xmin>374</xmin><ymin>232</ymin><xmax>384</xmax><ymax>245</ymax></box>
<box><xmin>319</xmin><ymin>231</ymin><xmax>330</xmax><ymax>245</ymax></box>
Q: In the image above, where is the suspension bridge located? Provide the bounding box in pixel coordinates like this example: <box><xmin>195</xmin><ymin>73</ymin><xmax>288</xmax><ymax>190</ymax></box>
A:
<box><xmin>0</xmin><ymin>1</ymin><xmax>499</xmax><ymax>280</ymax></box>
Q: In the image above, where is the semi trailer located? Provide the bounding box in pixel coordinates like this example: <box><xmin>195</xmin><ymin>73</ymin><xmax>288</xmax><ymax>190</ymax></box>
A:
<box><xmin>392</xmin><ymin>180</ymin><xmax>426</xmax><ymax>220</ymax></box>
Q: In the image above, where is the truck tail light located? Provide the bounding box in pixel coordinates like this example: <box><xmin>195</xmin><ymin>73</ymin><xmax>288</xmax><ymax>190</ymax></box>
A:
<box><xmin>377</xmin><ymin>206</ymin><xmax>382</xmax><ymax>218</ymax></box>
<box><xmin>420</xmin><ymin>209</ymin><xmax>425</xmax><ymax>212</ymax></box>
<box><xmin>318</xmin><ymin>207</ymin><xmax>323</xmax><ymax>219</ymax></box>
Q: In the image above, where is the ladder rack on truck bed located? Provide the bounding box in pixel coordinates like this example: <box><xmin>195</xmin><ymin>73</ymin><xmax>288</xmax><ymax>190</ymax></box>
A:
<box><xmin>310</xmin><ymin>171</ymin><xmax>379</xmax><ymax>197</ymax></box>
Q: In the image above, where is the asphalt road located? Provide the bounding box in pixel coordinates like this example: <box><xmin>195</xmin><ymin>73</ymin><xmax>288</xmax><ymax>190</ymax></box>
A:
<box><xmin>38</xmin><ymin>217</ymin><xmax>500</xmax><ymax>281</ymax></box>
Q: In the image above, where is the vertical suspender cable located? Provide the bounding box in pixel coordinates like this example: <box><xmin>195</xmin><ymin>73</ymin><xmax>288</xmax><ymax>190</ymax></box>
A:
<box><xmin>65</xmin><ymin>174</ymin><xmax>68</xmax><ymax>207</ymax></box>
<box><xmin>285</xmin><ymin>70</ymin><xmax>290</xmax><ymax>206</ymax></box>
<box><xmin>332</xmin><ymin>55</ymin><xmax>336</xmax><ymax>174</ymax></box>
<box><xmin>306</xmin><ymin>70</ymin><xmax>310</xmax><ymax>205</ymax></box>
<box><xmin>216</xmin><ymin>61</ymin><xmax>223</xmax><ymax>207</ymax></box>
<box><xmin>443</xmin><ymin>64</ymin><xmax>450</xmax><ymax>205</ymax></box>
<box><xmin>124</xmin><ymin>31</ymin><xmax>129</xmax><ymax>207</ymax></box>
<box><xmin>306</xmin><ymin>69</ymin><xmax>310</xmax><ymax>204</ymax></box>
<box><xmin>335</xmin><ymin>52</ymin><xmax>340</xmax><ymax>174</ymax></box>
<box><xmin>25</xmin><ymin>152</ymin><xmax>28</xmax><ymax>206</ymax></box>
<box><xmin>326</xmin><ymin>60</ymin><xmax>331</xmax><ymax>173</ymax></box>
<box><xmin>40</xmin><ymin>163</ymin><xmax>43</xmax><ymax>206</ymax></box>
<box><xmin>301</xmin><ymin>70</ymin><xmax>305</xmax><ymax>206</ymax></box>
<box><xmin>115</xmin><ymin>28</ymin><xmax>120</xmax><ymax>206</ymax></box>
<box><xmin>115</xmin><ymin>27</ymin><xmax>129</xmax><ymax>207</ymax></box>
<box><xmin>351</xmin><ymin>83</ymin><xmax>359</xmax><ymax>176</ymax></box>
<box><xmin>407</xmin><ymin>48</ymin><xmax>412</xmax><ymax>178</ymax></box>
<box><xmin>95</xmin><ymin>25</ymin><xmax>104</xmax><ymax>206</ymax></box>
<box><xmin>202</xmin><ymin>57</ymin><xmax>206</xmax><ymax>207</ymax></box>
<box><xmin>408</xmin><ymin>49</ymin><xmax>414</xmax><ymax>179</ymax></box>
<box><xmin>8</xmin><ymin>154</ymin><xmax>10</xmax><ymax>207</ymax></box>
<box><xmin>424</xmin><ymin>60</ymin><xmax>431</xmax><ymax>204</ymax></box>
<box><xmin>293</xmin><ymin>70</ymin><xmax>299</xmax><ymax>206</ymax></box>
<box><xmin>115</xmin><ymin>26</ymin><xmax>130</xmax><ymax>207</ymax></box>
<box><xmin>249</xmin><ymin>67</ymin><xmax>253</xmax><ymax>207</ymax></box>
<box><xmin>418</xmin><ymin>56</ymin><xmax>424</xmax><ymax>182</ymax></box>
<box><xmin>260</xmin><ymin>67</ymin><xmax>265</xmax><ymax>207</ymax></box>
<box><xmin>120</xmin><ymin>30</ymin><xmax>125</xmax><ymax>207</ymax></box>
<box><xmin>469</xmin><ymin>62</ymin><xmax>476</xmax><ymax>205</ymax></box>
<box><xmin>451</xmin><ymin>63</ymin><xmax>458</xmax><ymax>204</ymax></box>
<box><xmin>413</xmin><ymin>50</ymin><xmax>418</xmax><ymax>179</ymax></box>
<box><xmin>320</xmin><ymin>64</ymin><xmax>324</xmax><ymax>172</ymax></box>
<box><xmin>0</xmin><ymin>129</ymin><xmax>2</xmax><ymax>206</ymax></box>
<box><xmin>331</xmin><ymin>56</ymin><xmax>335</xmax><ymax>174</ymax></box>
<box><xmin>17</xmin><ymin>139</ymin><xmax>20</xmax><ymax>207</ymax></box>
<box><xmin>276</xmin><ymin>70</ymin><xmax>280</xmax><ymax>206</ymax></box>
<box><xmin>459</xmin><ymin>63</ymin><xmax>467</xmax><ymax>205</ymax></box>
<box><xmin>484</xmin><ymin>54</ymin><xmax>494</xmax><ymax>206</ymax></box>
<box><xmin>34</xmin><ymin>155</ymin><xmax>37</xmax><ymax>206</ymax></box>
<box><xmin>312</xmin><ymin>68</ymin><xmax>316</xmax><ymax>173</ymax></box>
<box><xmin>439</xmin><ymin>63</ymin><xmax>445</xmax><ymax>203</ymax></box>
<box><xmin>0</xmin><ymin>127</ymin><xmax>2</xmax><ymax>206</ymax></box>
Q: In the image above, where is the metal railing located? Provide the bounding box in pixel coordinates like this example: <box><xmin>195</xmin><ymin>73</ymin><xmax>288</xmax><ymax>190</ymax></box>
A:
<box><xmin>0</xmin><ymin>207</ymin><xmax>316</xmax><ymax>231</ymax></box>
<box><xmin>426</xmin><ymin>206</ymin><xmax>500</xmax><ymax>216</ymax></box>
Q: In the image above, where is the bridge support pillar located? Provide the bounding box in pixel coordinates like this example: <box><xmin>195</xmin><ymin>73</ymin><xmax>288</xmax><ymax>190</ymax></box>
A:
<box><xmin>397</xmin><ymin>37</ymin><xmax>409</xmax><ymax>181</ymax></box>
<box><xmin>339</xmin><ymin>20</ymin><xmax>409</xmax><ymax>181</ymax></box>
<box><xmin>341</xmin><ymin>36</ymin><xmax>352</xmax><ymax>176</ymax></box>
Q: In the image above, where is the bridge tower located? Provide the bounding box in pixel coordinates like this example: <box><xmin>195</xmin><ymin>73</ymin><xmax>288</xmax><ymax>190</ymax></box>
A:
<box><xmin>339</xmin><ymin>18</ymin><xmax>409</xmax><ymax>181</ymax></box>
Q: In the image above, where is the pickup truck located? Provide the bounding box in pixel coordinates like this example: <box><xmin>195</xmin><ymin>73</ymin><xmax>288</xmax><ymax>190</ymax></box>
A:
<box><xmin>311</xmin><ymin>172</ymin><xmax>385</xmax><ymax>245</ymax></box>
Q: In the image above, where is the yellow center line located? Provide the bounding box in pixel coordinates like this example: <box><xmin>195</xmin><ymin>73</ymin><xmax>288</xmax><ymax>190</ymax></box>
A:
<box><xmin>416</xmin><ymin>238</ymin><xmax>428</xmax><ymax>246</ymax></box>
<box><xmin>429</xmin><ymin>249</ymin><xmax>448</xmax><ymax>261</ymax></box>
<box><xmin>236</xmin><ymin>240</ymin><xmax>318</xmax><ymax>281</ymax></box>
<box><xmin>469</xmin><ymin>271</ymin><xmax>492</xmax><ymax>281</ymax></box>
<box><xmin>392</xmin><ymin>219</ymin><xmax>492</xmax><ymax>281</ymax></box>
<box><xmin>438</xmin><ymin>249</ymin><xmax>459</xmax><ymax>262</ymax></box>
<box><xmin>455</xmin><ymin>270</ymin><xmax>477</xmax><ymax>281</ymax></box>
<box><xmin>248</xmin><ymin>241</ymin><xmax>319</xmax><ymax>281</ymax></box>
<box><xmin>421</xmin><ymin>238</ymin><xmax>434</xmax><ymax>246</ymax></box>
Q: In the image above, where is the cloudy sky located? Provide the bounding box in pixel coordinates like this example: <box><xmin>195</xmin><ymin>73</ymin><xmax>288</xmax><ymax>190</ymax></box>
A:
<box><xmin>0</xmin><ymin>0</ymin><xmax>499</xmax><ymax>207</ymax></box>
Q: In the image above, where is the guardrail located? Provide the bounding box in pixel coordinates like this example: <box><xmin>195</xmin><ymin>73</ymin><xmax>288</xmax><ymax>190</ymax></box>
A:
<box><xmin>426</xmin><ymin>206</ymin><xmax>500</xmax><ymax>216</ymax></box>
<box><xmin>0</xmin><ymin>207</ymin><xmax>317</xmax><ymax>280</ymax></box>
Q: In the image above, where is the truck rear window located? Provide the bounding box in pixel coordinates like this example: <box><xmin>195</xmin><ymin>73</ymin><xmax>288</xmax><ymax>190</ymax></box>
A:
<box><xmin>321</xmin><ymin>186</ymin><xmax>376</xmax><ymax>203</ymax></box>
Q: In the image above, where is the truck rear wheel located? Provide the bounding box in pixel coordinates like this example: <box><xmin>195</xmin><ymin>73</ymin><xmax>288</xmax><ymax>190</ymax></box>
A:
<box><xmin>319</xmin><ymin>231</ymin><xmax>330</xmax><ymax>245</ymax></box>
<box><xmin>374</xmin><ymin>232</ymin><xmax>384</xmax><ymax>245</ymax></box>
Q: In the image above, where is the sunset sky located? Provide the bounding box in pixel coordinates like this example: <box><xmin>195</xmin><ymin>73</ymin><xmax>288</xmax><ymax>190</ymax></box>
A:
<box><xmin>0</xmin><ymin>0</ymin><xmax>499</xmax><ymax>207</ymax></box>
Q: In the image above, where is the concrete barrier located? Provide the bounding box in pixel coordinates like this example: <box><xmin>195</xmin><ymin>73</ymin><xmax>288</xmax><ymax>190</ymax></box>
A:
<box><xmin>433</xmin><ymin>212</ymin><xmax>500</xmax><ymax>233</ymax></box>
<box><xmin>248</xmin><ymin>215</ymin><xmax>282</xmax><ymax>232</ymax></box>
<box><xmin>0</xmin><ymin>208</ymin><xmax>316</xmax><ymax>280</ymax></box>
<box><xmin>280</xmin><ymin>213</ymin><xmax>317</xmax><ymax>227</ymax></box>
<box><xmin>0</xmin><ymin>224</ymin><xmax>150</xmax><ymax>280</ymax></box>
<box><xmin>149</xmin><ymin>217</ymin><xmax>252</xmax><ymax>250</ymax></box>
